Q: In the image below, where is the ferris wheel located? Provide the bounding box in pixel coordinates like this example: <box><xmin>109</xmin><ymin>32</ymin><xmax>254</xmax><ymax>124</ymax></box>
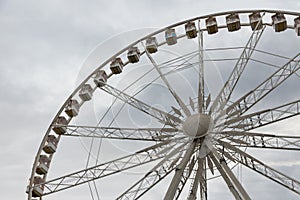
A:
<box><xmin>27</xmin><ymin>10</ymin><xmax>300</xmax><ymax>200</ymax></box>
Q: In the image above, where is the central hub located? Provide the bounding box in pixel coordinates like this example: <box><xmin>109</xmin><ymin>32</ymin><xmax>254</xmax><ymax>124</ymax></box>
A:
<box><xmin>182</xmin><ymin>114</ymin><xmax>213</xmax><ymax>138</ymax></box>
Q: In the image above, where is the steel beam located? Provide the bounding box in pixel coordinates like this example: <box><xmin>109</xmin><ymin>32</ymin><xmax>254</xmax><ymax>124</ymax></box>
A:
<box><xmin>219</xmin><ymin>140</ymin><xmax>300</xmax><ymax>195</ymax></box>
<box><xmin>164</xmin><ymin>141</ymin><xmax>198</xmax><ymax>200</ymax></box>
<box><xmin>174</xmin><ymin>154</ymin><xmax>198</xmax><ymax>199</ymax></box>
<box><xmin>223</xmin><ymin>100</ymin><xmax>300</xmax><ymax>131</ymax></box>
<box><xmin>144</xmin><ymin>46</ymin><xmax>191</xmax><ymax>117</ymax></box>
<box><xmin>57</xmin><ymin>125</ymin><xmax>179</xmax><ymax>141</ymax></box>
<box><xmin>116</xmin><ymin>142</ymin><xmax>188</xmax><ymax>200</ymax></box>
<box><xmin>187</xmin><ymin>157</ymin><xmax>207</xmax><ymax>200</ymax></box>
<box><xmin>226</xmin><ymin>53</ymin><xmax>300</xmax><ymax>119</ymax></box>
<box><xmin>210</xmin><ymin>149</ymin><xmax>251</xmax><ymax>200</ymax></box>
<box><xmin>210</xmin><ymin>23</ymin><xmax>265</xmax><ymax>120</ymax></box>
<box><xmin>209</xmin><ymin>152</ymin><xmax>243</xmax><ymax>200</ymax></box>
<box><xmin>219</xmin><ymin>131</ymin><xmax>300</xmax><ymax>150</ymax></box>
<box><xmin>31</xmin><ymin>140</ymin><xmax>183</xmax><ymax>196</ymax></box>
<box><xmin>197</xmin><ymin>23</ymin><xmax>205</xmax><ymax>113</ymax></box>
<box><xmin>101</xmin><ymin>83</ymin><xmax>182</xmax><ymax>127</ymax></box>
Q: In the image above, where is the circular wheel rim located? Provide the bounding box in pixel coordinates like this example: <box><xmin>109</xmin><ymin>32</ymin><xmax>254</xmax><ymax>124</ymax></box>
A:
<box><xmin>27</xmin><ymin>9</ymin><xmax>300</xmax><ymax>200</ymax></box>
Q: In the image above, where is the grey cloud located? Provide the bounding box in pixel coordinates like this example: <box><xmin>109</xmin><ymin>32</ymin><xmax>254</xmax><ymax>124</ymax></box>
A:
<box><xmin>1</xmin><ymin>0</ymin><xmax>300</xmax><ymax>199</ymax></box>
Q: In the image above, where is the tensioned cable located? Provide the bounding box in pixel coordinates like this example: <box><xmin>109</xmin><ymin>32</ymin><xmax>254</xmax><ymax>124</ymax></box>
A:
<box><xmin>157</xmin><ymin>49</ymin><xmax>199</xmax><ymax>67</ymax></box>
<box><xmin>104</xmin><ymin>49</ymin><xmax>200</xmax><ymax>127</ymax></box>
<box><xmin>78</xmin><ymin>47</ymin><xmax>200</xmax><ymax>186</ymax></box>
<box><xmin>75</xmin><ymin>21</ymin><xmax>300</xmax><ymax>199</ymax></box>
<box><xmin>89</xmin><ymin>47</ymin><xmax>201</xmax><ymax>130</ymax></box>
<box><xmin>75</xmin><ymin>58</ymin><xmax>197</xmax><ymax>161</ymax></box>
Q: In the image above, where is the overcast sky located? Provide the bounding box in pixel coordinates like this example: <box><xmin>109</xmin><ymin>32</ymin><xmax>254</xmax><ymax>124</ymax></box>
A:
<box><xmin>1</xmin><ymin>0</ymin><xmax>300</xmax><ymax>199</ymax></box>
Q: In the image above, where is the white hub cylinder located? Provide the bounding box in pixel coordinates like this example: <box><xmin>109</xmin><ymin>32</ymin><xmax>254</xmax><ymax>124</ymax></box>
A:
<box><xmin>182</xmin><ymin>114</ymin><xmax>213</xmax><ymax>137</ymax></box>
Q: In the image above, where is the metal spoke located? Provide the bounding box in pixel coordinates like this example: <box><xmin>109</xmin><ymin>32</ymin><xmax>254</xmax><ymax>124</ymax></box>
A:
<box><xmin>101</xmin><ymin>83</ymin><xmax>182</xmax><ymax>127</ymax></box>
<box><xmin>212</xmin><ymin>147</ymin><xmax>250</xmax><ymax>199</ymax></box>
<box><xmin>218</xmin><ymin>131</ymin><xmax>300</xmax><ymax>150</ymax></box>
<box><xmin>219</xmin><ymin>140</ymin><xmax>300</xmax><ymax>195</ymax></box>
<box><xmin>175</xmin><ymin>153</ymin><xmax>198</xmax><ymax>199</ymax></box>
<box><xmin>199</xmin><ymin>157</ymin><xmax>208</xmax><ymax>200</ymax></box>
<box><xmin>164</xmin><ymin>141</ymin><xmax>198</xmax><ymax>200</ymax></box>
<box><xmin>27</xmin><ymin>10</ymin><xmax>300</xmax><ymax>200</ymax></box>
<box><xmin>210</xmin><ymin>23</ymin><xmax>266</xmax><ymax>120</ymax></box>
<box><xmin>226</xmin><ymin>53</ymin><xmax>300</xmax><ymax>119</ymax></box>
<box><xmin>197</xmin><ymin>23</ymin><xmax>205</xmax><ymax>113</ymax></box>
<box><xmin>144</xmin><ymin>44</ymin><xmax>192</xmax><ymax>117</ymax></box>
<box><xmin>209</xmin><ymin>152</ymin><xmax>240</xmax><ymax>200</ymax></box>
<box><xmin>187</xmin><ymin>157</ymin><xmax>207</xmax><ymax>200</ymax></box>
<box><xmin>223</xmin><ymin>100</ymin><xmax>300</xmax><ymax>131</ymax></box>
<box><xmin>116</xmin><ymin>141</ymin><xmax>189</xmax><ymax>200</ymax></box>
<box><xmin>55</xmin><ymin>124</ymin><xmax>180</xmax><ymax>141</ymax></box>
<box><xmin>33</xmin><ymin>139</ymin><xmax>183</xmax><ymax>196</ymax></box>
<box><xmin>102</xmin><ymin>55</ymin><xmax>198</xmax><ymax>129</ymax></box>
<box><xmin>209</xmin><ymin>148</ymin><xmax>251</xmax><ymax>200</ymax></box>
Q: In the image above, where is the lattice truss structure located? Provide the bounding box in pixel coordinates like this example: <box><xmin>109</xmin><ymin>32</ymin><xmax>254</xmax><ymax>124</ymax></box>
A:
<box><xmin>27</xmin><ymin>10</ymin><xmax>300</xmax><ymax>200</ymax></box>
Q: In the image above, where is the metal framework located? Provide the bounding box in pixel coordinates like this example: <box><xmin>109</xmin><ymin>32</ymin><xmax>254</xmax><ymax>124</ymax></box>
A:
<box><xmin>218</xmin><ymin>131</ymin><xmax>300</xmax><ymax>150</ymax></box>
<box><xmin>39</xmin><ymin>139</ymin><xmax>185</xmax><ymax>196</ymax></box>
<box><xmin>226</xmin><ymin>53</ymin><xmax>300</xmax><ymax>119</ymax></box>
<box><xmin>218</xmin><ymin>141</ymin><xmax>300</xmax><ymax>195</ymax></box>
<box><xmin>59</xmin><ymin>125</ymin><xmax>180</xmax><ymax>141</ymax></box>
<box><xmin>164</xmin><ymin>141</ymin><xmax>198</xmax><ymax>199</ymax></box>
<box><xmin>209</xmin><ymin>149</ymin><xmax>251</xmax><ymax>200</ymax></box>
<box><xmin>197</xmin><ymin>23</ymin><xmax>205</xmax><ymax>113</ymax></box>
<box><xmin>101</xmin><ymin>83</ymin><xmax>182</xmax><ymax>127</ymax></box>
<box><xmin>210</xmin><ymin>20</ymin><xmax>266</xmax><ymax>120</ymax></box>
<box><xmin>116</xmin><ymin>143</ymin><xmax>189</xmax><ymax>200</ymax></box>
<box><xmin>224</xmin><ymin>100</ymin><xmax>300</xmax><ymax>131</ymax></box>
<box><xmin>27</xmin><ymin>10</ymin><xmax>300</xmax><ymax>200</ymax></box>
<box><xmin>144</xmin><ymin>46</ymin><xmax>192</xmax><ymax>117</ymax></box>
<box><xmin>187</xmin><ymin>157</ymin><xmax>207</xmax><ymax>200</ymax></box>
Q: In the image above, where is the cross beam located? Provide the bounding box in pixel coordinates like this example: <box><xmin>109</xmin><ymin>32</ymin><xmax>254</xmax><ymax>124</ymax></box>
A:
<box><xmin>219</xmin><ymin>141</ymin><xmax>300</xmax><ymax>195</ymax></box>
<box><xmin>101</xmin><ymin>83</ymin><xmax>182</xmax><ymax>127</ymax></box>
